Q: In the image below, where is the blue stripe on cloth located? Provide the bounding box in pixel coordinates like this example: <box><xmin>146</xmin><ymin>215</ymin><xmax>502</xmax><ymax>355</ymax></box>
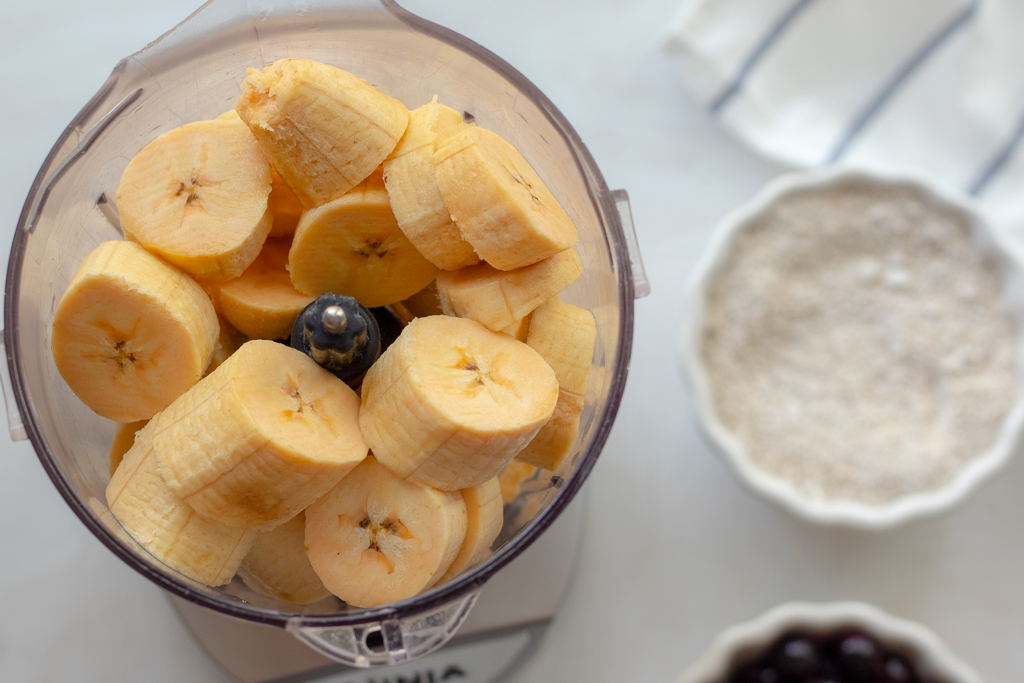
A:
<box><xmin>968</xmin><ymin>105</ymin><xmax>1024</xmax><ymax>196</ymax></box>
<box><xmin>825</xmin><ymin>0</ymin><xmax>980</xmax><ymax>163</ymax></box>
<box><xmin>709</xmin><ymin>0</ymin><xmax>821</xmax><ymax>115</ymax></box>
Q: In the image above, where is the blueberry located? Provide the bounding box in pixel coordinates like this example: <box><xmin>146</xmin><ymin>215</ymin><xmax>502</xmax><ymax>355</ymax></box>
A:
<box><xmin>771</xmin><ymin>635</ymin><xmax>822</xmax><ymax>680</ymax></box>
<box><xmin>728</xmin><ymin>663</ymin><xmax>780</xmax><ymax>683</ymax></box>
<box><xmin>290</xmin><ymin>294</ymin><xmax>381</xmax><ymax>387</ymax></box>
<box><xmin>881</xmin><ymin>655</ymin><xmax>916</xmax><ymax>683</ymax></box>
<box><xmin>835</xmin><ymin>633</ymin><xmax>881</xmax><ymax>681</ymax></box>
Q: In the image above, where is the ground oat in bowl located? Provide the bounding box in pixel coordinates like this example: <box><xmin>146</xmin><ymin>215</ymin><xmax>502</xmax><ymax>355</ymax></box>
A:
<box><xmin>701</xmin><ymin>180</ymin><xmax>1020</xmax><ymax>506</ymax></box>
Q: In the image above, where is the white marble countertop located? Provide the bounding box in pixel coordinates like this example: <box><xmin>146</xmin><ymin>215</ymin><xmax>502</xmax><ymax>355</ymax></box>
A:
<box><xmin>2</xmin><ymin>0</ymin><xmax>1023</xmax><ymax>681</ymax></box>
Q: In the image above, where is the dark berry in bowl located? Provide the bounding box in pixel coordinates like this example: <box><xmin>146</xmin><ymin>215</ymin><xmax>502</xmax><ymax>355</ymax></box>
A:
<box><xmin>728</xmin><ymin>663</ymin><xmax>779</xmax><ymax>683</ymax></box>
<box><xmin>771</xmin><ymin>635</ymin><xmax>822</xmax><ymax>679</ymax></box>
<box><xmin>834</xmin><ymin>632</ymin><xmax>882</xmax><ymax>681</ymax></box>
<box><xmin>882</xmin><ymin>655</ymin><xmax>917</xmax><ymax>683</ymax></box>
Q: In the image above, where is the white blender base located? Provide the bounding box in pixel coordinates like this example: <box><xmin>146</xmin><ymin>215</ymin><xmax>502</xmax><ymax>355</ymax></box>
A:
<box><xmin>170</xmin><ymin>494</ymin><xmax>585</xmax><ymax>683</ymax></box>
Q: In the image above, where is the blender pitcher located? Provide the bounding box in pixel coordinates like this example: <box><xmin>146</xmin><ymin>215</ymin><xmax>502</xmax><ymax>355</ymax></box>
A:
<box><xmin>2</xmin><ymin>0</ymin><xmax>648</xmax><ymax>668</ymax></box>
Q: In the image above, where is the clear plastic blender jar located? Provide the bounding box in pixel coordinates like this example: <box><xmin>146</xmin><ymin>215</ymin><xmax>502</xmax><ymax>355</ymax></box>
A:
<box><xmin>2</xmin><ymin>0</ymin><xmax>648</xmax><ymax>668</ymax></box>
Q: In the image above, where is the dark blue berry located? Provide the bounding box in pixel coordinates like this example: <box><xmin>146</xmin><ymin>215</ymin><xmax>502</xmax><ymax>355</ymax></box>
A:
<box><xmin>836</xmin><ymin>633</ymin><xmax>881</xmax><ymax>681</ymax></box>
<box><xmin>882</xmin><ymin>655</ymin><xmax>916</xmax><ymax>683</ymax></box>
<box><xmin>772</xmin><ymin>635</ymin><xmax>822</xmax><ymax>679</ymax></box>
<box><xmin>728</xmin><ymin>663</ymin><xmax>780</xmax><ymax>683</ymax></box>
<box><xmin>291</xmin><ymin>294</ymin><xmax>381</xmax><ymax>387</ymax></box>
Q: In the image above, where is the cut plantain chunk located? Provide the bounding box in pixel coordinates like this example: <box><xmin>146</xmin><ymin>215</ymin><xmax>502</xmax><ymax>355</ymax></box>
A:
<box><xmin>498</xmin><ymin>461</ymin><xmax>539</xmax><ymax>505</ymax></box>
<box><xmin>153</xmin><ymin>340</ymin><xmax>368</xmax><ymax>530</ymax></box>
<box><xmin>51</xmin><ymin>240</ymin><xmax>219</xmax><ymax>423</ymax></box>
<box><xmin>238</xmin><ymin>512</ymin><xmax>330</xmax><ymax>605</ymax></box>
<box><xmin>106</xmin><ymin>421</ymin><xmax>257</xmax><ymax>586</ymax></box>
<box><xmin>206</xmin><ymin>315</ymin><xmax>246</xmax><ymax>376</ymax></box>
<box><xmin>305</xmin><ymin>456</ymin><xmax>468</xmax><ymax>608</ymax></box>
<box><xmin>383</xmin><ymin>100</ymin><xmax>479</xmax><ymax>270</ymax></box>
<box><xmin>434</xmin><ymin>126</ymin><xmax>578</xmax><ymax>271</ymax></box>
<box><xmin>436</xmin><ymin>248</ymin><xmax>583</xmax><ymax>332</ymax></box>
<box><xmin>267</xmin><ymin>167</ymin><xmax>304</xmax><ymax>238</ymax></box>
<box><xmin>219</xmin><ymin>237</ymin><xmax>315</xmax><ymax>340</ymax></box>
<box><xmin>288</xmin><ymin>168</ymin><xmax>438</xmax><ymax>307</ymax></box>
<box><xmin>438</xmin><ymin>477</ymin><xmax>504</xmax><ymax>584</ymax></box>
<box><xmin>116</xmin><ymin>119</ymin><xmax>273</xmax><ymax>280</ymax></box>
<box><xmin>515</xmin><ymin>298</ymin><xmax>596</xmax><ymax>471</ymax></box>
<box><xmin>108</xmin><ymin>420</ymin><xmax>148</xmax><ymax>477</ymax></box>
<box><xmin>359</xmin><ymin>315</ymin><xmax>559</xmax><ymax>491</ymax></box>
<box><xmin>390</xmin><ymin>280</ymin><xmax>444</xmax><ymax>324</ymax></box>
<box><xmin>236</xmin><ymin>58</ymin><xmax>409</xmax><ymax>209</ymax></box>
<box><xmin>216</xmin><ymin>108</ymin><xmax>305</xmax><ymax>240</ymax></box>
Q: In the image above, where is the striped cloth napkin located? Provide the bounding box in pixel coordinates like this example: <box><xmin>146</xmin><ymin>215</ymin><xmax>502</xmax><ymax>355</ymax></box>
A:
<box><xmin>664</xmin><ymin>0</ymin><xmax>1024</xmax><ymax>242</ymax></box>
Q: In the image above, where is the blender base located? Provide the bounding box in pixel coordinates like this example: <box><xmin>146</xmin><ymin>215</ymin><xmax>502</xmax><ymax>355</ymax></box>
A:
<box><xmin>170</xmin><ymin>494</ymin><xmax>585</xmax><ymax>683</ymax></box>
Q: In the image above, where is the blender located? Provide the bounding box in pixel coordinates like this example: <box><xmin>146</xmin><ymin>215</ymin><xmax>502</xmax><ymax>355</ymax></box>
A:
<box><xmin>2</xmin><ymin>0</ymin><xmax>649</xmax><ymax>677</ymax></box>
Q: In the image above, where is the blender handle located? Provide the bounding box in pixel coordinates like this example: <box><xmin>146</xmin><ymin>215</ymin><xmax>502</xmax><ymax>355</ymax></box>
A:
<box><xmin>0</xmin><ymin>336</ymin><xmax>27</xmax><ymax>441</ymax></box>
<box><xmin>611</xmin><ymin>189</ymin><xmax>651</xmax><ymax>299</ymax></box>
<box><xmin>285</xmin><ymin>590</ymin><xmax>479</xmax><ymax>667</ymax></box>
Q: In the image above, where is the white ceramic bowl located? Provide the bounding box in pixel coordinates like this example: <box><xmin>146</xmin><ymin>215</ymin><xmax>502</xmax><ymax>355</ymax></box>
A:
<box><xmin>678</xmin><ymin>601</ymin><xmax>982</xmax><ymax>683</ymax></box>
<box><xmin>684</xmin><ymin>165</ymin><xmax>1024</xmax><ymax>529</ymax></box>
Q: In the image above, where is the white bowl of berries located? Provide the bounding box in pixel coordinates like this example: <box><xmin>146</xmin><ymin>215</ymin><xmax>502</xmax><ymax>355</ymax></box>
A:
<box><xmin>678</xmin><ymin>601</ymin><xmax>981</xmax><ymax>683</ymax></box>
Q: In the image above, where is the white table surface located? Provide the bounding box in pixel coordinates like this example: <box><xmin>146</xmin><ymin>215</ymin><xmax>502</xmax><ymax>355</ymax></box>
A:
<box><xmin>2</xmin><ymin>1</ymin><xmax>1023</xmax><ymax>681</ymax></box>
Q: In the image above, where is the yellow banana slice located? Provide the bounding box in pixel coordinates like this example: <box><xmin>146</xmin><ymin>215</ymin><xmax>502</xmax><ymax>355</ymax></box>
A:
<box><xmin>215</xmin><ymin>109</ymin><xmax>303</xmax><ymax>237</ymax></box>
<box><xmin>206</xmin><ymin>315</ymin><xmax>246</xmax><ymax>375</ymax></box>
<box><xmin>153</xmin><ymin>340</ymin><xmax>368</xmax><ymax>530</ymax></box>
<box><xmin>383</xmin><ymin>100</ymin><xmax>479</xmax><ymax>270</ymax></box>
<box><xmin>390</xmin><ymin>280</ymin><xmax>444</xmax><ymax>324</ymax></box>
<box><xmin>219</xmin><ymin>237</ymin><xmax>314</xmax><ymax>340</ymax></box>
<box><xmin>116</xmin><ymin>119</ymin><xmax>273</xmax><ymax>280</ymax></box>
<box><xmin>267</xmin><ymin>167</ymin><xmax>304</xmax><ymax>238</ymax></box>
<box><xmin>359</xmin><ymin>316</ymin><xmax>559</xmax><ymax>491</ymax></box>
<box><xmin>498</xmin><ymin>312</ymin><xmax>533</xmax><ymax>341</ymax></box>
<box><xmin>438</xmin><ymin>477</ymin><xmax>503</xmax><ymax>584</ymax></box>
<box><xmin>305</xmin><ymin>456</ymin><xmax>467</xmax><ymax>608</ymax></box>
<box><xmin>106</xmin><ymin>421</ymin><xmax>257</xmax><ymax>586</ymax></box>
<box><xmin>108</xmin><ymin>420</ymin><xmax>148</xmax><ymax>476</ymax></box>
<box><xmin>516</xmin><ymin>299</ymin><xmax>596</xmax><ymax>471</ymax></box>
<box><xmin>197</xmin><ymin>278</ymin><xmax>225</xmax><ymax>315</ymax></box>
<box><xmin>288</xmin><ymin>168</ymin><xmax>438</xmax><ymax>307</ymax></box>
<box><xmin>435</xmin><ymin>248</ymin><xmax>583</xmax><ymax>332</ymax></box>
<box><xmin>434</xmin><ymin>126</ymin><xmax>577</xmax><ymax>271</ymax></box>
<box><xmin>236</xmin><ymin>58</ymin><xmax>409</xmax><ymax>209</ymax></box>
<box><xmin>51</xmin><ymin>240</ymin><xmax>219</xmax><ymax>423</ymax></box>
<box><xmin>498</xmin><ymin>462</ymin><xmax>539</xmax><ymax>505</ymax></box>
<box><xmin>237</xmin><ymin>512</ymin><xmax>330</xmax><ymax>605</ymax></box>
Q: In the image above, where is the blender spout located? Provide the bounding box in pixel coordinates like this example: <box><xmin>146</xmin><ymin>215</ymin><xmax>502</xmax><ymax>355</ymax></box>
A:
<box><xmin>285</xmin><ymin>590</ymin><xmax>480</xmax><ymax>667</ymax></box>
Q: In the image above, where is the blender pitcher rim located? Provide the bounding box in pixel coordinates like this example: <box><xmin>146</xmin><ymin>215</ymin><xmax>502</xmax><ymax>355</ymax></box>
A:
<box><xmin>4</xmin><ymin>0</ymin><xmax>637</xmax><ymax>628</ymax></box>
